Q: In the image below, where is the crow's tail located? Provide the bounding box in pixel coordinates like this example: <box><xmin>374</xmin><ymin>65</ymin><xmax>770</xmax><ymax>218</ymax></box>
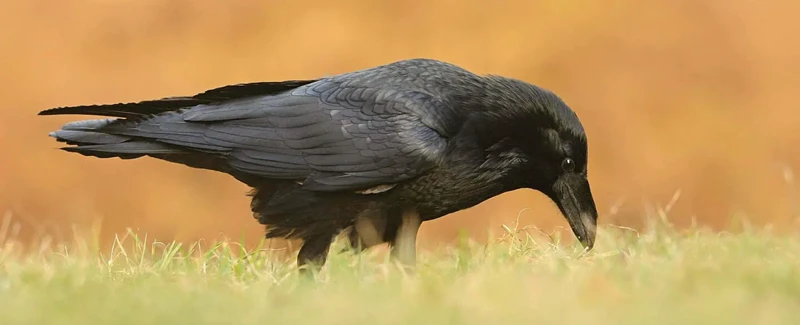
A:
<box><xmin>48</xmin><ymin>119</ymin><xmax>182</xmax><ymax>160</ymax></box>
<box><xmin>38</xmin><ymin>91</ymin><xmax>201</xmax><ymax>159</ymax></box>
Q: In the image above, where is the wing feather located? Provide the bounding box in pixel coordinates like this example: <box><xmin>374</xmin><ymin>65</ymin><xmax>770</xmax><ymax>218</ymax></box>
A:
<box><xmin>93</xmin><ymin>78</ymin><xmax>456</xmax><ymax>191</ymax></box>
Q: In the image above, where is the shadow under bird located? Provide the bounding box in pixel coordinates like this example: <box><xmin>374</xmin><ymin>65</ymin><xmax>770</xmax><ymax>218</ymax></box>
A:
<box><xmin>39</xmin><ymin>58</ymin><xmax>599</xmax><ymax>271</ymax></box>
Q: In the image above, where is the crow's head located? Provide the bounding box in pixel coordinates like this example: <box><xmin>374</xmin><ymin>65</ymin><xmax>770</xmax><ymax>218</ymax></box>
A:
<box><xmin>472</xmin><ymin>76</ymin><xmax>599</xmax><ymax>250</ymax></box>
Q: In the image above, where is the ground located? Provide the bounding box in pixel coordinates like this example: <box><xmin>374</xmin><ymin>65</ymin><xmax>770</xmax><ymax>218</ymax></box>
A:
<box><xmin>1</xmin><ymin>218</ymin><xmax>799</xmax><ymax>325</ymax></box>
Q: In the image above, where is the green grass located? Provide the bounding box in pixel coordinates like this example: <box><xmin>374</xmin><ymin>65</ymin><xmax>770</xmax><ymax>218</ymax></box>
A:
<box><xmin>1</xmin><ymin>219</ymin><xmax>799</xmax><ymax>325</ymax></box>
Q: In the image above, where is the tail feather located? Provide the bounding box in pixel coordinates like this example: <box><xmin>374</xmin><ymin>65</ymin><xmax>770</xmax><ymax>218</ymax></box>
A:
<box><xmin>51</xmin><ymin>123</ymin><xmax>183</xmax><ymax>158</ymax></box>
<box><xmin>62</xmin><ymin>141</ymin><xmax>182</xmax><ymax>159</ymax></box>
<box><xmin>46</xmin><ymin>115</ymin><xmax>235</xmax><ymax>178</ymax></box>
<box><xmin>60</xmin><ymin>118</ymin><xmax>118</xmax><ymax>130</ymax></box>
<box><xmin>51</xmin><ymin>130</ymin><xmax>130</xmax><ymax>145</ymax></box>
<box><xmin>46</xmin><ymin>114</ymin><xmax>185</xmax><ymax>160</ymax></box>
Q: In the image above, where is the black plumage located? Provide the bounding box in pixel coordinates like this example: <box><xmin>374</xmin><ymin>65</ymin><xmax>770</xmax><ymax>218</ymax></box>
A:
<box><xmin>40</xmin><ymin>58</ymin><xmax>599</xmax><ymax>270</ymax></box>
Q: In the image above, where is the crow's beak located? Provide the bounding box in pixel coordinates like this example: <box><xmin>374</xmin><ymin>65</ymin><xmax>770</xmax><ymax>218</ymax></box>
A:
<box><xmin>550</xmin><ymin>173</ymin><xmax>598</xmax><ymax>250</ymax></box>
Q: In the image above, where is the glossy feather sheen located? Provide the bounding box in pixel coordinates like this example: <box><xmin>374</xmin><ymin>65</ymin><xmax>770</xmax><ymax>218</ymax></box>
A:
<box><xmin>41</xmin><ymin>58</ymin><xmax>591</xmax><ymax>266</ymax></box>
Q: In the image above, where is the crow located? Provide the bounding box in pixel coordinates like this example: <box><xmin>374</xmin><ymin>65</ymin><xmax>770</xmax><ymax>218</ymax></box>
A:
<box><xmin>39</xmin><ymin>58</ymin><xmax>598</xmax><ymax>271</ymax></box>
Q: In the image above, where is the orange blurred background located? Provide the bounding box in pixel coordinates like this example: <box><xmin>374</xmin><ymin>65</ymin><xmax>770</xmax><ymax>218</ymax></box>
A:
<box><xmin>1</xmin><ymin>0</ymin><xmax>799</xmax><ymax>252</ymax></box>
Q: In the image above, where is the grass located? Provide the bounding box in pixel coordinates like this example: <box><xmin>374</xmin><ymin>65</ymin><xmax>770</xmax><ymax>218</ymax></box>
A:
<box><xmin>1</xmin><ymin>217</ymin><xmax>799</xmax><ymax>325</ymax></box>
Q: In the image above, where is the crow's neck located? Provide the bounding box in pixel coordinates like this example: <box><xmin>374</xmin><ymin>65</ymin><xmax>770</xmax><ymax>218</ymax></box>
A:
<box><xmin>412</xmin><ymin>161</ymin><xmax>516</xmax><ymax>220</ymax></box>
<box><xmin>412</xmin><ymin>127</ymin><xmax>528</xmax><ymax>220</ymax></box>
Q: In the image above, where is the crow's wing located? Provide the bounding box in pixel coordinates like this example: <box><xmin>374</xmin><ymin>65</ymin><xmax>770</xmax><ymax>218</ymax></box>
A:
<box><xmin>39</xmin><ymin>80</ymin><xmax>318</xmax><ymax>118</ymax></box>
<box><xmin>107</xmin><ymin>79</ymin><xmax>457</xmax><ymax>192</ymax></box>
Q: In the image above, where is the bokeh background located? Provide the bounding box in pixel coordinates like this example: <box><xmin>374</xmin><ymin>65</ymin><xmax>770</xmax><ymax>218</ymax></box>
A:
<box><xmin>1</xmin><ymin>0</ymin><xmax>799</xmax><ymax>252</ymax></box>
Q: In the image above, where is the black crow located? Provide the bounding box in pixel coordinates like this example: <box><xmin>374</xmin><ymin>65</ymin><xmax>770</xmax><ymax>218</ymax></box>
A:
<box><xmin>39</xmin><ymin>58</ymin><xmax>598</xmax><ymax>271</ymax></box>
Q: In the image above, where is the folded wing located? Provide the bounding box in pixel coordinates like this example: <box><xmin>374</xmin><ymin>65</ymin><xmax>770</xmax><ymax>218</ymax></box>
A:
<box><xmin>96</xmin><ymin>80</ymin><xmax>454</xmax><ymax>192</ymax></box>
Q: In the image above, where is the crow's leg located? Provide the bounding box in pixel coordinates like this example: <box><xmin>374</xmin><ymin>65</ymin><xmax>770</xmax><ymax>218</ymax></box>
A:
<box><xmin>349</xmin><ymin>210</ymin><xmax>388</xmax><ymax>252</ymax></box>
<box><xmin>297</xmin><ymin>233</ymin><xmax>334</xmax><ymax>274</ymax></box>
<box><xmin>389</xmin><ymin>207</ymin><xmax>421</xmax><ymax>269</ymax></box>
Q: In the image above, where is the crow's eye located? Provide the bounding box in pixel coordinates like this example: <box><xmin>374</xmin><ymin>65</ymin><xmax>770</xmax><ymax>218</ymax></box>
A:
<box><xmin>561</xmin><ymin>157</ymin><xmax>575</xmax><ymax>172</ymax></box>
